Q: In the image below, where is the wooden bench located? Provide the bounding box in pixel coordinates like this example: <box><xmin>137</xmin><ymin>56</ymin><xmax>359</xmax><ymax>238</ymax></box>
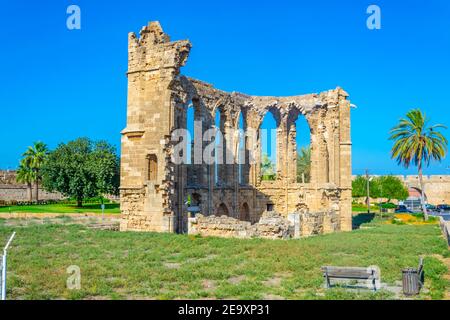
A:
<box><xmin>321</xmin><ymin>266</ymin><xmax>381</xmax><ymax>291</ymax></box>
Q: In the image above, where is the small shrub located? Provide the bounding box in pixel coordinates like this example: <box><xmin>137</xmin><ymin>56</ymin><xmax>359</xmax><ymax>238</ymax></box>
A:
<box><xmin>413</xmin><ymin>213</ymin><xmax>425</xmax><ymax>220</ymax></box>
<box><xmin>391</xmin><ymin>218</ymin><xmax>405</xmax><ymax>225</ymax></box>
<box><xmin>381</xmin><ymin>203</ymin><xmax>396</xmax><ymax>209</ymax></box>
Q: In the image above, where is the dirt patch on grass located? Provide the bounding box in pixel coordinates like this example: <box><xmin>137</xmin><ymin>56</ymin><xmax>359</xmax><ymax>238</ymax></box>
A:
<box><xmin>85</xmin><ymin>295</ymin><xmax>111</xmax><ymax>300</ymax></box>
<box><xmin>228</xmin><ymin>275</ymin><xmax>247</xmax><ymax>285</ymax></box>
<box><xmin>0</xmin><ymin>213</ymin><xmax>119</xmax><ymax>219</ymax></box>
<box><xmin>263</xmin><ymin>277</ymin><xmax>282</xmax><ymax>287</ymax></box>
<box><xmin>2</xmin><ymin>216</ymin><xmax>120</xmax><ymax>229</ymax></box>
<box><xmin>202</xmin><ymin>280</ymin><xmax>217</xmax><ymax>292</ymax></box>
<box><xmin>262</xmin><ymin>293</ymin><xmax>285</xmax><ymax>300</ymax></box>
<box><xmin>126</xmin><ymin>295</ymin><xmax>157</xmax><ymax>300</ymax></box>
<box><xmin>263</xmin><ymin>272</ymin><xmax>293</xmax><ymax>287</ymax></box>
<box><xmin>164</xmin><ymin>262</ymin><xmax>182</xmax><ymax>269</ymax></box>
<box><xmin>186</xmin><ymin>254</ymin><xmax>218</xmax><ymax>264</ymax></box>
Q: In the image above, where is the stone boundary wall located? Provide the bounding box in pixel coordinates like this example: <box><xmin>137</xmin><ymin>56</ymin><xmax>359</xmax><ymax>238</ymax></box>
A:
<box><xmin>439</xmin><ymin>217</ymin><xmax>450</xmax><ymax>247</ymax></box>
<box><xmin>0</xmin><ymin>170</ymin><xmax>62</xmax><ymax>203</ymax></box>
<box><xmin>0</xmin><ymin>185</ymin><xmax>63</xmax><ymax>203</ymax></box>
<box><xmin>352</xmin><ymin>175</ymin><xmax>450</xmax><ymax>205</ymax></box>
<box><xmin>188</xmin><ymin>210</ymin><xmax>339</xmax><ymax>239</ymax></box>
<box><xmin>0</xmin><ymin>170</ymin><xmax>16</xmax><ymax>184</ymax></box>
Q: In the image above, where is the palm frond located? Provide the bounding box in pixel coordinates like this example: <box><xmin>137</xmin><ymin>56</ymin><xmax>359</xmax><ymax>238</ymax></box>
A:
<box><xmin>390</xmin><ymin>109</ymin><xmax>448</xmax><ymax>169</ymax></box>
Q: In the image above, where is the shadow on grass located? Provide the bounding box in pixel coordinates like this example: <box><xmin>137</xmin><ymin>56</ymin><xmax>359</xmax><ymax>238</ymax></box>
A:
<box><xmin>352</xmin><ymin>213</ymin><xmax>376</xmax><ymax>230</ymax></box>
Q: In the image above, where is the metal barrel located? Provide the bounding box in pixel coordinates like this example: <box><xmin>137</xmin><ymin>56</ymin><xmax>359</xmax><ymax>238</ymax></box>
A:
<box><xmin>402</xmin><ymin>268</ymin><xmax>420</xmax><ymax>296</ymax></box>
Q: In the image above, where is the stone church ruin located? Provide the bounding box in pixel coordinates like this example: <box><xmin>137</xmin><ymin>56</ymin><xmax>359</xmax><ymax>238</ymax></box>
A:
<box><xmin>120</xmin><ymin>21</ymin><xmax>353</xmax><ymax>238</ymax></box>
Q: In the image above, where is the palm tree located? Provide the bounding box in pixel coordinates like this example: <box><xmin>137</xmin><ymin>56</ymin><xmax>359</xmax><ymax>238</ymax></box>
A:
<box><xmin>16</xmin><ymin>160</ymin><xmax>35</xmax><ymax>202</ymax></box>
<box><xmin>390</xmin><ymin>109</ymin><xmax>448</xmax><ymax>220</ymax></box>
<box><xmin>297</xmin><ymin>146</ymin><xmax>311</xmax><ymax>183</ymax></box>
<box><xmin>23</xmin><ymin>142</ymin><xmax>49</xmax><ymax>202</ymax></box>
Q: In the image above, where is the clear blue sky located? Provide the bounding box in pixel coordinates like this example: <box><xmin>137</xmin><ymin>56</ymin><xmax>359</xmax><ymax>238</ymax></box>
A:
<box><xmin>1</xmin><ymin>0</ymin><xmax>449</xmax><ymax>175</ymax></box>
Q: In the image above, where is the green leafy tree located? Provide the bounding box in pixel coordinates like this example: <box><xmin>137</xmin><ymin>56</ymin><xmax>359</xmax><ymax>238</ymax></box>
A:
<box><xmin>261</xmin><ymin>153</ymin><xmax>276</xmax><ymax>181</ymax></box>
<box><xmin>22</xmin><ymin>141</ymin><xmax>49</xmax><ymax>202</ymax></box>
<box><xmin>297</xmin><ymin>146</ymin><xmax>311</xmax><ymax>183</ymax></box>
<box><xmin>352</xmin><ymin>176</ymin><xmax>367</xmax><ymax>198</ymax></box>
<box><xmin>352</xmin><ymin>175</ymin><xmax>381</xmax><ymax>198</ymax></box>
<box><xmin>369</xmin><ymin>178</ymin><xmax>382</xmax><ymax>199</ymax></box>
<box><xmin>390</xmin><ymin>109</ymin><xmax>448</xmax><ymax>220</ymax></box>
<box><xmin>16</xmin><ymin>159</ymin><xmax>35</xmax><ymax>202</ymax></box>
<box><xmin>377</xmin><ymin>175</ymin><xmax>409</xmax><ymax>202</ymax></box>
<box><xmin>42</xmin><ymin>138</ymin><xmax>120</xmax><ymax>207</ymax></box>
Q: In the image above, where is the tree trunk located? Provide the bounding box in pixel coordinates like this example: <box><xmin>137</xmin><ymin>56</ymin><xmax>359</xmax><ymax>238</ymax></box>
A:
<box><xmin>366</xmin><ymin>170</ymin><xmax>371</xmax><ymax>214</ymax></box>
<box><xmin>418</xmin><ymin>160</ymin><xmax>428</xmax><ymax>221</ymax></box>
<box><xmin>27</xmin><ymin>182</ymin><xmax>32</xmax><ymax>202</ymax></box>
<box><xmin>35</xmin><ymin>179</ymin><xmax>39</xmax><ymax>203</ymax></box>
<box><xmin>77</xmin><ymin>198</ymin><xmax>83</xmax><ymax>208</ymax></box>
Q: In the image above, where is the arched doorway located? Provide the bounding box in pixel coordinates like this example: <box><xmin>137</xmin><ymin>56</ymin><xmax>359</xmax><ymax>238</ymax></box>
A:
<box><xmin>214</xmin><ymin>108</ymin><xmax>224</xmax><ymax>185</ymax></box>
<box><xmin>237</xmin><ymin>112</ymin><xmax>247</xmax><ymax>185</ymax></box>
<box><xmin>240</xmin><ymin>203</ymin><xmax>250</xmax><ymax>222</ymax></box>
<box><xmin>404</xmin><ymin>187</ymin><xmax>428</xmax><ymax>212</ymax></box>
<box><xmin>216</xmin><ymin>203</ymin><xmax>229</xmax><ymax>216</ymax></box>
<box><xmin>295</xmin><ymin>115</ymin><xmax>311</xmax><ymax>183</ymax></box>
<box><xmin>260</xmin><ymin>108</ymin><xmax>280</xmax><ymax>181</ymax></box>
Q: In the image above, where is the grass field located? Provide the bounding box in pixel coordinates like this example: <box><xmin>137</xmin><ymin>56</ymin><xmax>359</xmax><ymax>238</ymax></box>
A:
<box><xmin>0</xmin><ymin>202</ymin><xmax>383</xmax><ymax>215</ymax></box>
<box><xmin>352</xmin><ymin>203</ymin><xmax>381</xmax><ymax>212</ymax></box>
<box><xmin>0</xmin><ymin>215</ymin><xmax>448</xmax><ymax>300</ymax></box>
<box><xmin>0</xmin><ymin>203</ymin><xmax>120</xmax><ymax>214</ymax></box>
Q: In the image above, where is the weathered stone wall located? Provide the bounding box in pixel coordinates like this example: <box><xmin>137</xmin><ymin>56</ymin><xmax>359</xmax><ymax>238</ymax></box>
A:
<box><xmin>0</xmin><ymin>170</ymin><xmax>62</xmax><ymax>203</ymax></box>
<box><xmin>0</xmin><ymin>186</ymin><xmax>63</xmax><ymax>203</ymax></box>
<box><xmin>351</xmin><ymin>175</ymin><xmax>450</xmax><ymax>205</ymax></box>
<box><xmin>119</xmin><ymin>22</ymin><xmax>191</xmax><ymax>232</ymax></box>
<box><xmin>120</xmin><ymin>21</ymin><xmax>353</xmax><ymax>237</ymax></box>
<box><xmin>188</xmin><ymin>210</ymin><xmax>338</xmax><ymax>239</ymax></box>
<box><xmin>0</xmin><ymin>170</ymin><xmax>16</xmax><ymax>185</ymax></box>
<box><xmin>188</xmin><ymin>211</ymin><xmax>294</xmax><ymax>239</ymax></box>
<box><xmin>401</xmin><ymin>175</ymin><xmax>450</xmax><ymax>205</ymax></box>
<box><xmin>300</xmin><ymin>210</ymin><xmax>340</xmax><ymax>235</ymax></box>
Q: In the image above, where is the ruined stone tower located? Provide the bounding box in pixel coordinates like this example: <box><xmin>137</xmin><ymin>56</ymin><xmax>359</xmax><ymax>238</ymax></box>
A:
<box><xmin>120</xmin><ymin>21</ymin><xmax>353</xmax><ymax>236</ymax></box>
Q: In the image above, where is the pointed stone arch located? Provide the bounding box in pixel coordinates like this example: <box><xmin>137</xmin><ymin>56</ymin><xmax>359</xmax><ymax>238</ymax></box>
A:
<box><xmin>240</xmin><ymin>202</ymin><xmax>250</xmax><ymax>222</ymax></box>
<box><xmin>216</xmin><ymin>203</ymin><xmax>230</xmax><ymax>216</ymax></box>
<box><xmin>286</xmin><ymin>106</ymin><xmax>312</xmax><ymax>183</ymax></box>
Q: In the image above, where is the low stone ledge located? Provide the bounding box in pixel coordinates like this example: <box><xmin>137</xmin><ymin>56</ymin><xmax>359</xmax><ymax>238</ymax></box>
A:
<box><xmin>439</xmin><ymin>217</ymin><xmax>450</xmax><ymax>247</ymax></box>
<box><xmin>188</xmin><ymin>210</ymin><xmax>337</xmax><ymax>240</ymax></box>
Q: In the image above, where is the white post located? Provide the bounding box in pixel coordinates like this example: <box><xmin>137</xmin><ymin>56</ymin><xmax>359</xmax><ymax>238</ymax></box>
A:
<box><xmin>1</xmin><ymin>253</ymin><xmax>6</xmax><ymax>300</ymax></box>
<box><xmin>288</xmin><ymin>213</ymin><xmax>301</xmax><ymax>239</ymax></box>
<box><xmin>2</xmin><ymin>232</ymin><xmax>16</xmax><ymax>301</ymax></box>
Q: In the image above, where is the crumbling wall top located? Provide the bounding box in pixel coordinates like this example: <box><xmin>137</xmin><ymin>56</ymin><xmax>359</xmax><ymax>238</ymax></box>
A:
<box><xmin>172</xmin><ymin>75</ymin><xmax>349</xmax><ymax>119</ymax></box>
<box><xmin>127</xmin><ymin>21</ymin><xmax>192</xmax><ymax>76</ymax></box>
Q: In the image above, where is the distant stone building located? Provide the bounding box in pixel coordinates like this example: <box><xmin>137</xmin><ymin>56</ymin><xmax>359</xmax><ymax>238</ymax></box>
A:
<box><xmin>0</xmin><ymin>170</ymin><xmax>62</xmax><ymax>203</ymax></box>
<box><xmin>119</xmin><ymin>22</ymin><xmax>353</xmax><ymax>237</ymax></box>
<box><xmin>351</xmin><ymin>175</ymin><xmax>450</xmax><ymax>206</ymax></box>
<box><xmin>400</xmin><ymin>175</ymin><xmax>450</xmax><ymax>206</ymax></box>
